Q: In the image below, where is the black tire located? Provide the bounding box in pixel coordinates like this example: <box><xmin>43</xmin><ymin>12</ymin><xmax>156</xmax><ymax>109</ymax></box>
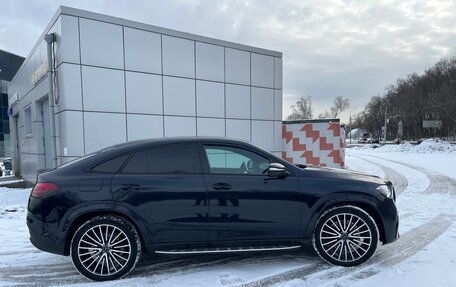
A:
<box><xmin>313</xmin><ymin>205</ymin><xmax>379</xmax><ymax>267</ymax></box>
<box><xmin>70</xmin><ymin>215</ymin><xmax>142</xmax><ymax>281</ymax></box>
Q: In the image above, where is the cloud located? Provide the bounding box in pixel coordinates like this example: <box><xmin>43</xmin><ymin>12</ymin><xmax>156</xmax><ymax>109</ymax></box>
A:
<box><xmin>1</xmin><ymin>0</ymin><xmax>455</xmax><ymax>122</ymax></box>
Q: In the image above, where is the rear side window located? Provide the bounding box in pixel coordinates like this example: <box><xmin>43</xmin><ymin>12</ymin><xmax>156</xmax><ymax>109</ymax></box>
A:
<box><xmin>121</xmin><ymin>144</ymin><xmax>196</xmax><ymax>174</ymax></box>
<box><xmin>91</xmin><ymin>154</ymin><xmax>130</xmax><ymax>174</ymax></box>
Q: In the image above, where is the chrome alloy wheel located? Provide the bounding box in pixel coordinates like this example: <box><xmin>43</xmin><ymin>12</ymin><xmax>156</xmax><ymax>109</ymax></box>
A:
<box><xmin>319</xmin><ymin>213</ymin><xmax>372</xmax><ymax>263</ymax></box>
<box><xmin>77</xmin><ymin>224</ymin><xmax>132</xmax><ymax>277</ymax></box>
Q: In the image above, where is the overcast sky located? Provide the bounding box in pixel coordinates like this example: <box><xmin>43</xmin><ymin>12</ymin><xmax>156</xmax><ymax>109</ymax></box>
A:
<box><xmin>1</xmin><ymin>0</ymin><xmax>455</xmax><ymax>122</ymax></box>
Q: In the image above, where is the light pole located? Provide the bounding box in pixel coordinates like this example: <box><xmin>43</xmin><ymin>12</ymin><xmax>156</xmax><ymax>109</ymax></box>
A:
<box><xmin>384</xmin><ymin>105</ymin><xmax>387</xmax><ymax>143</ymax></box>
<box><xmin>349</xmin><ymin>107</ymin><xmax>357</xmax><ymax>145</ymax></box>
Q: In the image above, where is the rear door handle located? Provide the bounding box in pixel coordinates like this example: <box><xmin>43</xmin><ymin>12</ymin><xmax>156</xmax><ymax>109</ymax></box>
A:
<box><xmin>212</xmin><ymin>183</ymin><xmax>232</xmax><ymax>190</ymax></box>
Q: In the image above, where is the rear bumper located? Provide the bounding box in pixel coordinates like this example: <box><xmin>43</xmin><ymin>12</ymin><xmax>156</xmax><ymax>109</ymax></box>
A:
<box><xmin>27</xmin><ymin>211</ymin><xmax>67</xmax><ymax>255</ymax></box>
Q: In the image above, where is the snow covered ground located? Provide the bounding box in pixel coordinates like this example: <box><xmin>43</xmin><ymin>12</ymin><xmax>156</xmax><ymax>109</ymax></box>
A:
<box><xmin>1</xmin><ymin>140</ymin><xmax>456</xmax><ymax>286</ymax></box>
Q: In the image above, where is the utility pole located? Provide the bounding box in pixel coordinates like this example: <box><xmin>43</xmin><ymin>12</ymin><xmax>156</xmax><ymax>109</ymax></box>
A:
<box><xmin>349</xmin><ymin>107</ymin><xmax>357</xmax><ymax>145</ymax></box>
<box><xmin>349</xmin><ymin>113</ymin><xmax>352</xmax><ymax>145</ymax></box>
<box><xmin>384</xmin><ymin>105</ymin><xmax>387</xmax><ymax>143</ymax></box>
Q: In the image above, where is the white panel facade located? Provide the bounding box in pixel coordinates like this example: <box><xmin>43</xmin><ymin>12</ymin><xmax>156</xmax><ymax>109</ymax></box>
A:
<box><xmin>251</xmin><ymin>53</ymin><xmax>274</xmax><ymax>88</ymax></box>
<box><xmin>79</xmin><ymin>19</ymin><xmax>124</xmax><ymax>69</ymax></box>
<box><xmin>273</xmin><ymin>121</ymin><xmax>282</xmax><ymax>152</ymax></box>
<box><xmin>8</xmin><ymin>7</ymin><xmax>282</xmax><ymax>182</ymax></box>
<box><xmin>82</xmin><ymin>66</ymin><xmax>125</xmax><ymax>112</ymax></box>
<box><xmin>59</xmin><ymin>111</ymin><xmax>84</xmax><ymax>157</ymax></box>
<box><xmin>163</xmin><ymin>76</ymin><xmax>195</xmax><ymax>116</ymax></box>
<box><xmin>127</xmin><ymin>114</ymin><xmax>163</xmax><ymax>140</ymax></box>
<box><xmin>56</xmin><ymin>15</ymin><xmax>80</xmax><ymax>65</ymax></box>
<box><xmin>251</xmin><ymin>120</ymin><xmax>274</xmax><ymax>151</ymax></box>
<box><xmin>126</xmin><ymin>72</ymin><xmax>162</xmax><ymax>114</ymax></box>
<box><xmin>197</xmin><ymin>118</ymin><xmax>225</xmax><ymax>137</ymax></box>
<box><xmin>274</xmin><ymin>90</ymin><xmax>283</xmax><ymax>121</ymax></box>
<box><xmin>225</xmin><ymin>48</ymin><xmax>250</xmax><ymax>85</ymax></box>
<box><xmin>226</xmin><ymin>119</ymin><xmax>250</xmax><ymax>142</ymax></box>
<box><xmin>274</xmin><ymin>58</ymin><xmax>283</xmax><ymax>89</ymax></box>
<box><xmin>162</xmin><ymin>36</ymin><xmax>195</xmax><ymax>78</ymax></box>
<box><xmin>57</xmin><ymin>63</ymin><xmax>82</xmax><ymax>112</ymax></box>
<box><xmin>196</xmin><ymin>81</ymin><xmax>224</xmax><ymax>118</ymax></box>
<box><xmin>84</xmin><ymin>112</ymin><xmax>127</xmax><ymax>153</ymax></box>
<box><xmin>124</xmin><ymin>28</ymin><xmax>162</xmax><ymax>74</ymax></box>
<box><xmin>196</xmin><ymin>42</ymin><xmax>224</xmax><ymax>82</ymax></box>
<box><xmin>251</xmin><ymin>87</ymin><xmax>274</xmax><ymax>120</ymax></box>
<box><xmin>226</xmin><ymin>84</ymin><xmax>250</xmax><ymax>119</ymax></box>
<box><xmin>164</xmin><ymin>116</ymin><xmax>196</xmax><ymax>137</ymax></box>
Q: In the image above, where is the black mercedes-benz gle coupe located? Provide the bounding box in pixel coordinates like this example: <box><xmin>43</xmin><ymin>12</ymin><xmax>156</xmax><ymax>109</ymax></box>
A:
<box><xmin>27</xmin><ymin>137</ymin><xmax>399</xmax><ymax>281</ymax></box>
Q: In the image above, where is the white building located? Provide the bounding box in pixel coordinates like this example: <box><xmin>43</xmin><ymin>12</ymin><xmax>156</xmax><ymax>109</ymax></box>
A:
<box><xmin>8</xmin><ymin>6</ymin><xmax>283</xmax><ymax>182</ymax></box>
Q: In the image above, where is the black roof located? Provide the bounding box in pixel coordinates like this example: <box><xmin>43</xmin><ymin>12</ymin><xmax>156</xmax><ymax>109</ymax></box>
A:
<box><xmin>99</xmin><ymin>137</ymin><xmax>253</xmax><ymax>155</ymax></box>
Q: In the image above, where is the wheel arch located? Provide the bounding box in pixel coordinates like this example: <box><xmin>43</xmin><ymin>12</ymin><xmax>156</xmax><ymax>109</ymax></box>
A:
<box><xmin>304</xmin><ymin>197</ymin><xmax>386</xmax><ymax>244</ymax></box>
<box><xmin>63</xmin><ymin>208</ymin><xmax>149</xmax><ymax>256</ymax></box>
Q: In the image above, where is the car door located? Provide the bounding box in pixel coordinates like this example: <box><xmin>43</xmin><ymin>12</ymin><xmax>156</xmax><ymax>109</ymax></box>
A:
<box><xmin>200</xmin><ymin>143</ymin><xmax>302</xmax><ymax>242</ymax></box>
<box><xmin>111</xmin><ymin>143</ymin><xmax>209</xmax><ymax>243</ymax></box>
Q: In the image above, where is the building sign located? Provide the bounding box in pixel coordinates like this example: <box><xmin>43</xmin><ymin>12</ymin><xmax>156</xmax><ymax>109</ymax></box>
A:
<box><xmin>9</xmin><ymin>92</ymin><xmax>19</xmax><ymax>105</ymax></box>
<box><xmin>422</xmin><ymin>120</ymin><xmax>442</xmax><ymax>129</ymax></box>
<box><xmin>31</xmin><ymin>62</ymin><xmax>48</xmax><ymax>86</ymax></box>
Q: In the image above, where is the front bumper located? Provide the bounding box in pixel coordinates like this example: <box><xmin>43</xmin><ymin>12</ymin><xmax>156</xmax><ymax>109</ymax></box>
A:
<box><xmin>381</xmin><ymin>201</ymin><xmax>400</xmax><ymax>244</ymax></box>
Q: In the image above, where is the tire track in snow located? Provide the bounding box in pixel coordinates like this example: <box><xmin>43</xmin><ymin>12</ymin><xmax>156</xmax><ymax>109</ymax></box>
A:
<box><xmin>349</xmin><ymin>155</ymin><xmax>408</xmax><ymax>195</ymax></box>
<box><xmin>357</xmin><ymin>154</ymin><xmax>456</xmax><ymax>196</ymax></box>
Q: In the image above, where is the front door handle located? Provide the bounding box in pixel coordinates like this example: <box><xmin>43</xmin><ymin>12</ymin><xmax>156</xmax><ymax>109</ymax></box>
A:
<box><xmin>212</xmin><ymin>182</ymin><xmax>232</xmax><ymax>190</ymax></box>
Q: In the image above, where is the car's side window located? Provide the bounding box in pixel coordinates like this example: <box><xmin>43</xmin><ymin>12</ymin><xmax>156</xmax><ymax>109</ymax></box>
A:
<box><xmin>121</xmin><ymin>144</ymin><xmax>196</xmax><ymax>174</ymax></box>
<box><xmin>91</xmin><ymin>154</ymin><xmax>130</xmax><ymax>174</ymax></box>
<box><xmin>204</xmin><ymin>145</ymin><xmax>269</xmax><ymax>175</ymax></box>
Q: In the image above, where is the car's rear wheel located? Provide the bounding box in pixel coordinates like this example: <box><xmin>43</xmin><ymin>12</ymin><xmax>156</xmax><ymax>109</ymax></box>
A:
<box><xmin>313</xmin><ymin>205</ymin><xmax>379</xmax><ymax>266</ymax></box>
<box><xmin>70</xmin><ymin>215</ymin><xmax>142</xmax><ymax>281</ymax></box>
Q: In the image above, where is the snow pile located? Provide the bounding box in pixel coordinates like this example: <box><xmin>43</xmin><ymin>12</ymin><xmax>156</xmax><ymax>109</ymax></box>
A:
<box><xmin>351</xmin><ymin>139</ymin><xmax>456</xmax><ymax>153</ymax></box>
<box><xmin>414</xmin><ymin>139</ymin><xmax>456</xmax><ymax>153</ymax></box>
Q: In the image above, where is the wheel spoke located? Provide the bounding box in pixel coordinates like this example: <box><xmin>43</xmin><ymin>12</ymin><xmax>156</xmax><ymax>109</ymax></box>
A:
<box><xmin>346</xmin><ymin>215</ymin><xmax>353</xmax><ymax>233</ymax></box>
<box><xmin>329</xmin><ymin>218</ymin><xmax>341</xmax><ymax>233</ymax></box>
<box><xmin>90</xmin><ymin>228</ymin><xmax>103</xmax><ymax>245</ymax></box>
<box><xmin>111</xmin><ymin>237</ymin><xmax>128</xmax><ymax>247</ymax></box>
<box><xmin>330</xmin><ymin>241</ymin><xmax>342</xmax><ymax>257</ymax></box>
<box><xmin>98</xmin><ymin>226</ymin><xmax>105</xmax><ymax>244</ymax></box>
<box><xmin>347</xmin><ymin>240</ymin><xmax>355</xmax><ymax>260</ymax></box>
<box><xmin>336</xmin><ymin>216</ymin><xmax>344</xmax><ymax>233</ymax></box>
<box><xmin>322</xmin><ymin>239</ymin><xmax>339</xmax><ymax>247</ymax></box>
<box><xmin>83</xmin><ymin>234</ymin><xmax>102</xmax><ymax>246</ymax></box>
<box><xmin>323</xmin><ymin>223</ymin><xmax>341</xmax><ymax>236</ymax></box>
<box><xmin>320</xmin><ymin>235</ymin><xmax>340</xmax><ymax>240</ymax></box>
<box><xmin>348</xmin><ymin>218</ymin><xmax>360</xmax><ymax>233</ymax></box>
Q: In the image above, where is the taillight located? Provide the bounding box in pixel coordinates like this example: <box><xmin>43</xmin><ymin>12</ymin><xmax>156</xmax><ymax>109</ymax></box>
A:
<box><xmin>31</xmin><ymin>182</ymin><xmax>60</xmax><ymax>197</ymax></box>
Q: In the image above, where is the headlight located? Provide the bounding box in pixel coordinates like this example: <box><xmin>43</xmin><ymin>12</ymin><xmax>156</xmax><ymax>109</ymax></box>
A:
<box><xmin>377</xmin><ymin>185</ymin><xmax>393</xmax><ymax>199</ymax></box>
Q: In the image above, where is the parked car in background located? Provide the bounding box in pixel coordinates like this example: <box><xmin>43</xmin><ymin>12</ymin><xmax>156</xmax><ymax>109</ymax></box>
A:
<box><xmin>358</xmin><ymin>133</ymin><xmax>370</xmax><ymax>143</ymax></box>
<box><xmin>27</xmin><ymin>137</ymin><xmax>399</xmax><ymax>281</ymax></box>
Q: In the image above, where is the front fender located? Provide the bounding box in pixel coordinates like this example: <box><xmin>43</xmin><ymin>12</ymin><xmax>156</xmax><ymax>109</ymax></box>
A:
<box><xmin>301</xmin><ymin>192</ymin><xmax>381</xmax><ymax>240</ymax></box>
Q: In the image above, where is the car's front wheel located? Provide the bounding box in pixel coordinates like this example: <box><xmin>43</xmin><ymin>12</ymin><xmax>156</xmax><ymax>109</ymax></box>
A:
<box><xmin>70</xmin><ymin>215</ymin><xmax>142</xmax><ymax>281</ymax></box>
<box><xmin>313</xmin><ymin>205</ymin><xmax>379</xmax><ymax>266</ymax></box>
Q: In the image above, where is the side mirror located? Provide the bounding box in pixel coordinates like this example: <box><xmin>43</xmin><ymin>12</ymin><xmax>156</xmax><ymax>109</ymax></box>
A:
<box><xmin>267</xmin><ymin>163</ymin><xmax>287</xmax><ymax>178</ymax></box>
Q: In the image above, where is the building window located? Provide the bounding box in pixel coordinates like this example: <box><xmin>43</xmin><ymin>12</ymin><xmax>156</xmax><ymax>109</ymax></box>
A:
<box><xmin>24</xmin><ymin>106</ymin><xmax>32</xmax><ymax>136</ymax></box>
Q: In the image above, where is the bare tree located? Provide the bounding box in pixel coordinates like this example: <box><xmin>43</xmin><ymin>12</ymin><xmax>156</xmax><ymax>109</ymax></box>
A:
<box><xmin>354</xmin><ymin>56</ymin><xmax>456</xmax><ymax>140</ymax></box>
<box><xmin>331</xmin><ymin>96</ymin><xmax>351</xmax><ymax>118</ymax></box>
<box><xmin>287</xmin><ymin>95</ymin><xmax>313</xmax><ymax>120</ymax></box>
<box><xmin>317</xmin><ymin>110</ymin><xmax>332</xmax><ymax>119</ymax></box>
<box><xmin>317</xmin><ymin>96</ymin><xmax>351</xmax><ymax>119</ymax></box>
